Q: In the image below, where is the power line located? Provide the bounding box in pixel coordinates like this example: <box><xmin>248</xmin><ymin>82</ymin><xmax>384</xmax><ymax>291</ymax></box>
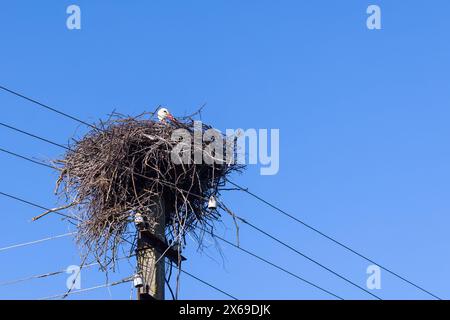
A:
<box><xmin>39</xmin><ymin>276</ymin><xmax>133</xmax><ymax>300</ymax></box>
<box><xmin>4</xmin><ymin>242</ymin><xmax>235</xmax><ymax>300</ymax></box>
<box><xmin>226</xmin><ymin>179</ymin><xmax>442</xmax><ymax>300</ymax></box>
<box><xmin>0</xmin><ymin>121</ymin><xmax>70</xmax><ymax>150</ymax></box>
<box><xmin>0</xmin><ymin>146</ymin><xmax>366</xmax><ymax>299</ymax></box>
<box><xmin>3</xmin><ymin>257</ymin><xmax>128</xmax><ymax>286</ymax></box>
<box><xmin>0</xmin><ymin>85</ymin><xmax>440</xmax><ymax>299</ymax></box>
<box><xmin>0</xmin><ymin>270</ymin><xmax>63</xmax><ymax>287</ymax></box>
<box><xmin>0</xmin><ymin>85</ymin><xmax>97</xmax><ymax>130</ymax></box>
<box><xmin>0</xmin><ymin>232</ymin><xmax>75</xmax><ymax>253</ymax></box>
<box><xmin>0</xmin><ymin>139</ymin><xmax>434</xmax><ymax>300</ymax></box>
<box><xmin>0</xmin><ymin>189</ymin><xmax>237</xmax><ymax>300</ymax></box>
<box><xmin>0</xmin><ymin>144</ymin><xmax>413</xmax><ymax>300</ymax></box>
<box><xmin>0</xmin><ymin>189</ymin><xmax>336</xmax><ymax>300</ymax></box>
<box><xmin>171</xmin><ymin>263</ymin><xmax>238</xmax><ymax>300</ymax></box>
<box><xmin>0</xmin><ymin>147</ymin><xmax>54</xmax><ymax>169</ymax></box>
<box><xmin>234</xmin><ymin>216</ymin><xmax>381</xmax><ymax>300</ymax></box>
<box><xmin>0</xmin><ymin>191</ymin><xmax>77</xmax><ymax>221</ymax></box>
<box><xmin>120</xmin><ymin>233</ymin><xmax>238</xmax><ymax>300</ymax></box>
<box><xmin>38</xmin><ymin>265</ymin><xmax>237</xmax><ymax>300</ymax></box>
<box><xmin>0</xmin><ymin>260</ymin><xmax>113</xmax><ymax>287</ymax></box>
<box><xmin>140</xmin><ymin>262</ymin><xmax>239</xmax><ymax>300</ymax></box>
<box><xmin>203</xmin><ymin>229</ymin><xmax>344</xmax><ymax>300</ymax></box>
<box><xmin>0</xmin><ymin>258</ymin><xmax>128</xmax><ymax>287</ymax></box>
<box><xmin>0</xmin><ymin>94</ymin><xmax>334</xmax><ymax>300</ymax></box>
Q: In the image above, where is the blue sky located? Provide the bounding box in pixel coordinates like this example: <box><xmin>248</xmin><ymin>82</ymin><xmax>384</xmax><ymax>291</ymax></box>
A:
<box><xmin>1</xmin><ymin>0</ymin><xmax>450</xmax><ymax>299</ymax></box>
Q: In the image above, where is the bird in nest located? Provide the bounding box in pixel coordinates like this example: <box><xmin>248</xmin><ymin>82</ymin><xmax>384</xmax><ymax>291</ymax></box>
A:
<box><xmin>157</xmin><ymin>107</ymin><xmax>183</xmax><ymax>127</ymax></box>
<box><xmin>144</xmin><ymin>107</ymin><xmax>185</xmax><ymax>141</ymax></box>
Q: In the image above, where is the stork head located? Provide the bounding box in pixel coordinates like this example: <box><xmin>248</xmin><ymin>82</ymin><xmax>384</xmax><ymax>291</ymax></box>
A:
<box><xmin>157</xmin><ymin>107</ymin><xmax>174</xmax><ymax>122</ymax></box>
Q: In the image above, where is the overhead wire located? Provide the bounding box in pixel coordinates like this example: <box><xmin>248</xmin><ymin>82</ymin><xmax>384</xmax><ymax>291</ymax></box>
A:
<box><xmin>0</xmin><ymin>85</ymin><xmax>441</xmax><ymax>299</ymax></box>
<box><xmin>225</xmin><ymin>179</ymin><xmax>442</xmax><ymax>300</ymax></box>
<box><xmin>1</xmin><ymin>146</ymin><xmax>363</xmax><ymax>299</ymax></box>
<box><xmin>0</xmin><ymin>232</ymin><xmax>75</xmax><ymax>253</ymax></box>
<box><xmin>0</xmin><ymin>189</ymin><xmax>340</xmax><ymax>300</ymax></box>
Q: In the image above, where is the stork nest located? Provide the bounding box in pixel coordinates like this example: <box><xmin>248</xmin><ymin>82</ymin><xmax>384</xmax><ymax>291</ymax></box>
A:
<box><xmin>51</xmin><ymin>111</ymin><xmax>244</xmax><ymax>269</ymax></box>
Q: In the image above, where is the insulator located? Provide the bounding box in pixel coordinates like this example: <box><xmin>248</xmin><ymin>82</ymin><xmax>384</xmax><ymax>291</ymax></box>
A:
<box><xmin>208</xmin><ymin>195</ymin><xmax>217</xmax><ymax>209</ymax></box>
<box><xmin>133</xmin><ymin>274</ymin><xmax>143</xmax><ymax>288</ymax></box>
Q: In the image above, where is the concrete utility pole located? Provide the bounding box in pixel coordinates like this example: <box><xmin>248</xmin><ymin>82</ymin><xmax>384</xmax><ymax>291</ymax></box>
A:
<box><xmin>136</xmin><ymin>199</ymin><xmax>166</xmax><ymax>300</ymax></box>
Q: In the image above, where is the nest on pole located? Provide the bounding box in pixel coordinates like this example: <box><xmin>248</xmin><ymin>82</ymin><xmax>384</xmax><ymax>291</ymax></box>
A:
<box><xmin>50</xmin><ymin>111</ymin><xmax>244</xmax><ymax>270</ymax></box>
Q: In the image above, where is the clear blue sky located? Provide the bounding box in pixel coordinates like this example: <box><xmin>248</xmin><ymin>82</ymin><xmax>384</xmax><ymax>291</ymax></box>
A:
<box><xmin>1</xmin><ymin>0</ymin><xmax>450</xmax><ymax>300</ymax></box>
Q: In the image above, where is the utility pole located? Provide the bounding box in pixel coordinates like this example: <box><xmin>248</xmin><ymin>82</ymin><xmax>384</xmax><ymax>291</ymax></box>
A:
<box><xmin>135</xmin><ymin>199</ymin><xmax>186</xmax><ymax>300</ymax></box>
<box><xmin>136</xmin><ymin>199</ymin><xmax>166</xmax><ymax>300</ymax></box>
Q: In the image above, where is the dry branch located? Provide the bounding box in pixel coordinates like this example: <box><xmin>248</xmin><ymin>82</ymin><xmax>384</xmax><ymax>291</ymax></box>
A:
<box><xmin>52</xmin><ymin>112</ymin><xmax>244</xmax><ymax>270</ymax></box>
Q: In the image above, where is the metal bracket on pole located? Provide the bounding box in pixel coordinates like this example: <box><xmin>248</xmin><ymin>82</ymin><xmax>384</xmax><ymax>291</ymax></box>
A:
<box><xmin>137</xmin><ymin>229</ymin><xmax>186</xmax><ymax>264</ymax></box>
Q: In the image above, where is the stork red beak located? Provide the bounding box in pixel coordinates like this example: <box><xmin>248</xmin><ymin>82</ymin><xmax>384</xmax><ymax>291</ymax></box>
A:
<box><xmin>167</xmin><ymin>114</ymin><xmax>174</xmax><ymax>121</ymax></box>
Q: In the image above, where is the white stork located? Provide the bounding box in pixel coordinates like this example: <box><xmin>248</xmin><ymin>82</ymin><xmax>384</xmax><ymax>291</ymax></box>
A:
<box><xmin>157</xmin><ymin>107</ymin><xmax>183</xmax><ymax>127</ymax></box>
<box><xmin>157</xmin><ymin>107</ymin><xmax>174</xmax><ymax>122</ymax></box>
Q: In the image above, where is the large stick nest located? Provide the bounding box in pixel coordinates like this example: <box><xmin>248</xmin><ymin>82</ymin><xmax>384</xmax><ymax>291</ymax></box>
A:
<box><xmin>54</xmin><ymin>111</ymin><xmax>244</xmax><ymax>268</ymax></box>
